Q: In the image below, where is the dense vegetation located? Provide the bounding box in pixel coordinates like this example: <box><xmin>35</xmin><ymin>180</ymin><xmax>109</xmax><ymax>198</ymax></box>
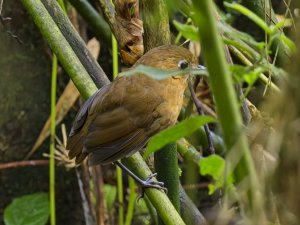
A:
<box><xmin>1</xmin><ymin>0</ymin><xmax>299</xmax><ymax>225</ymax></box>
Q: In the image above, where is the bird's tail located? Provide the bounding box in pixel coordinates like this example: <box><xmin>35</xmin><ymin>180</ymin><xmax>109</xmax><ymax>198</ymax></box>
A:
<box><xmin>66</xmin><ymin>133</ymin><xmax>87</xmax><ymax>164</ymax></box>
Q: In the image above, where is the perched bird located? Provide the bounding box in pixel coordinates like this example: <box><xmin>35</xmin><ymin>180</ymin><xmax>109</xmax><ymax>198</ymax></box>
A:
<box><xmin>67</xmin><ymin>45</ymin><xmax>198</xmax><ymax>180</ymax></box>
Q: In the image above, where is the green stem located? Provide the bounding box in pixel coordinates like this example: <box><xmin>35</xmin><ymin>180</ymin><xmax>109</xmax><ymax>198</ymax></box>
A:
<box><xmin>227</xmin><ymin>45</ymin><xmax>280</xmax><ymax>93</ymax></box>
<box><xmin>41</xmin><ymin>0</ymin><xmax>110</xmax><ymax>88</ymax></box>
<box><xmin>154</xmin><ymin>143</ymin><xmax>180</xmax><ymax>213</ymax></box>
<box><xmin>112</xmin><ymin>33</ymin><xmax>123</xmax><ymax>225</ymax></box>
<box><xmin>116</xmin><ymin>166</ymin><xmax>124</xmax><ymax>225</ymax></box>
<box><xmin>67</xmin><ymin>0</ymin><xmax>111</xmax><ymax>44</ymax></box>
<box><xmin>112</xmin><ymin>35</ymin><xmax>118</xmax><ymax>79</ymax></box>
<box><xmin>49</xmin><ymin>54</ymin><xmax>57</xmax><ymax>225</ymax></box>
<box><xmin>21</xmin><ymin>0</ymin><xmax>97</xmax><ymax>99</ymax></box>
<box><xmin>191</xmin><ymin>0</ymin><xmax>263</xmax><ymax>220</ymax></box>
<box><xmin>124</xmin><ymin>177</ymin><xmax>137</xmax><ymax>225</ymax></box>
<box><xmin>122</xmin><ymin>154</ymin><xmax>186</xmax><ymax>225</ymax></box>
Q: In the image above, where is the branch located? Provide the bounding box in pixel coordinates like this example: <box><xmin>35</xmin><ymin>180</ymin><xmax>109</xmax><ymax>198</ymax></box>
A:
<box><xmin>41</xmin><ymin>0</ymin><xmax>110</xmax><ymax>88</ymax></box>
<box><xmin>0</xmin><ymin>160</ymin><xmax>49</xmax><ymax>170</ymax></box>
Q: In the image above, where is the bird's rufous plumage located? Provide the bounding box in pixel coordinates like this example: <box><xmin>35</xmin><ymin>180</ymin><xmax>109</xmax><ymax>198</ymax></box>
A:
<box><xmin>67</xmin><ymin>45</ymin><xmax>197</xmax><ymax>165</ymax></box>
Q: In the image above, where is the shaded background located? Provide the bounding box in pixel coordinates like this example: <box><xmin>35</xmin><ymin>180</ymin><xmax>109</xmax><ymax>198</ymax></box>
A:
<box><xmin>0</xmin><ymin>1</ymin><xmax>83</xmax><ymax>224</ymax></box>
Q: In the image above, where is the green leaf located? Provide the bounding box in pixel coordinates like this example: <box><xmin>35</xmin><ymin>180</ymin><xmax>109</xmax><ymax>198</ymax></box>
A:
<box><xmin>173</xmin><ymin>20</ymin><xmax>200</xmax><ymax>41</ymax></box>
<box><xmin>199</xmin><ymin>155</ymin><xmax>234</xmax><ymax>195</ymax></box>
<box><xmin>4</xmin><ymin>193</ymin><xmax>49</xmax><ymax>225</ymax></box>
<box><xmin>119</xmin><ymin>65</ymin><xmax>208</xmax><ymax>80</ymax></box>
<box><xmin>143</xmin><ymin>116</ymin><xmax>215</xmax><ymax>159</ymax></box>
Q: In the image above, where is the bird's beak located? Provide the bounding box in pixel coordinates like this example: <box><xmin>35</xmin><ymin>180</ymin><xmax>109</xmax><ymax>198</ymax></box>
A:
<box><xmin>188</xmin><ymin>64</ymin><xmax>207</xmax><ymax>77</ymax></box>
<box><xmin>196</xmin><ymin>65</ymin><xmax>206</xmax><ymax>70</ymax></box>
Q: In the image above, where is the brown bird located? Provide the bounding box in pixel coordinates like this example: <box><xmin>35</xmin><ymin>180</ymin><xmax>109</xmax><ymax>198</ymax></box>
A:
<box><xmin>67</xmin><ymin>45</ymin><xmax>198</xmax><ymax>187</ymax></box>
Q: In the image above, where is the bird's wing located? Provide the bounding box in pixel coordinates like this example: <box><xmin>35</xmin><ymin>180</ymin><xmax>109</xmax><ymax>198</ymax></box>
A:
<box><xmin>83</xmin><ymin>106</ymin><xmax>150</xmax><ymax>165</ymax></box>
<box><xmin>68</xmin><ymin>86</ymin><xmax>109</xmax><ymax>137</ymax></box>
<box><xmin>67</xmin><ymin>85</ymin><xmax>109</xmax><ymax>160</ymax></box>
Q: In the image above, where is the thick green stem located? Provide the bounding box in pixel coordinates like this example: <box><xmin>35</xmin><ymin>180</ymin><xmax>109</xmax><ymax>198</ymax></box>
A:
<box><xmin>41</xmin><ymin>0</ymin><xmax>110</xmax><ymax>88</ymax></box>
<box><xmin>21</xmin><ymin>0</ymin><xmax>97</xmax><ymax>99</ymax></box>
<box><xmin>141</xmin><ymin>0</ymin><xmax>170</xmax><ymax>51</ymax></box>
<box><xmin>122</xmin><ymin>154</ymin><xmax>186</xmax><ymax>225</ymax></box>
<box><xmin>192</xmin><ymin>0</ymin><xmax>264</xmax><ymax>221</ymax></box>
<box><xmin>154</xmin><ymin>143</ymin><xmax>180</xmax><ymax>212</ymax></box>
<box><xmin>67</xmin><ymin>0</ymin><xmax>111</xmax><ymax>45</ymax></box>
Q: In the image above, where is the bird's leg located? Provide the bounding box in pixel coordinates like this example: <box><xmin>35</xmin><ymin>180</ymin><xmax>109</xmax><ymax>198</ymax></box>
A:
<box><xmin>114</xmin><ymin>161</ymin><xmax>167</xmax><ymax>196</ymax></box>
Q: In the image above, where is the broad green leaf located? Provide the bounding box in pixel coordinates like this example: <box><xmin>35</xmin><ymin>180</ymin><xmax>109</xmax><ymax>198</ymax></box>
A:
<box><xmin>144</xmin><ymin>116</ymin><xmax>215</xmax><ymax>159</ymax></box>
<box><xmin>173</xmin><ymin>20</ymin><xmax>200</xmax><ymax>41</ymax></box>
<box><xmin>243</xmin><ymin>67</ymin><xmax>265</xmax><ymax>85</ymax></box>
<box><xmin>229</xmin><ymin>65</ymin><xmax>249</xmax><ymax>83</ymax></box>
<box><xmin>199</xmin><ymin>155</ymin><xmax>234</xmax><ymax>195</ymax></box>
<box><xmin>119</xmin><ymin>65</ymin><xmax>208</xmax><ymax>80</ymax></box>
<box><xmin>4</xmin><ymin>193</ymin><xmax>49</xmax><ymax>225</ymax></box>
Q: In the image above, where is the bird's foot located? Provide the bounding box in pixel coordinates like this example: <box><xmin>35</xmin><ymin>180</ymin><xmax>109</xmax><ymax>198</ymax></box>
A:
<box><xmin>137</xmin><ymin>173</ymin><xmax>167</xmax><ymax>200</ymax></box>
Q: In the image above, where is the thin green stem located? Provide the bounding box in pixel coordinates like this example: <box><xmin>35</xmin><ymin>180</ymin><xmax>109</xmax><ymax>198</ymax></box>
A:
<box><xmin>21</xmin><ymin>0</ymin><xmax>97</xmax><ymax>99</ymax></box>
<box><xmin>67</xmin><ymin>0</ymin><xmax>111</xmax><ymax>44</ymax></box>
<box><xmin>124</xmin><ymin>177</ymin><xmax>137</xmax><ymax>225</ymax></box>
<box><xmin>49</xmin><ymin>54</ymin><xmax>57</xmax><ymax>225</ymax></box>
<box><xmin>112</xmin><ymin>35</ymin><xmax>118</xmax><ymax>79</ymax></box>
<box><xmin>112</xmin><ymin>33</ymin><xmax>123</xmax><ymax>225</ymax></box>
<box><xmin>116</xmin><ymin>166</ymin><xmax>124</xmax><ymax>225</ymax></box>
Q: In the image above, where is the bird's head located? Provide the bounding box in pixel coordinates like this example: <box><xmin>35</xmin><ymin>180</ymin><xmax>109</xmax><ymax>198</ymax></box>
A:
<box><xmin>135</xmin><ymin>45</ymin><xmax>198</xmax><ymax>72</ymax></box>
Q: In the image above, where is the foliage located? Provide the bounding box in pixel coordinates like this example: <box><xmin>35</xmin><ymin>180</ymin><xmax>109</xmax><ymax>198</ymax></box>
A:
<box><xmin>199</xmin><ymin>155</ymin><xmax>234</xmax><ymax>195</ymax></box>
<box><xmin>144</xmin><ymin>116</ymin><xmax>215</xmax><ymax>159</ymax></box>
<box><xmin>8</xmin><ymin>0</ymin><xmax>300</xmax><ymax>224</ymax></box>
<box><xmin>4</xmin><ymin>193</ymin><xmax>49</xmax><ymax>225</ymax></box>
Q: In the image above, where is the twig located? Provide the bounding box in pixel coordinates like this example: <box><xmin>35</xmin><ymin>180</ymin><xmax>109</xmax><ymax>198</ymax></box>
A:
<box><xmin>188</xmin><ymin>80</ymin><xmax>215</xmax><ymax>155</ymax></box>
<box><xmin>0</xmin><ymin>160</ymin><xmax>49</xmax><ymax>170</ymax></box>
<box><xmin>76</xmin><ymin>167</ymin><xmax>95</xmax><ymax>225</ymax></box>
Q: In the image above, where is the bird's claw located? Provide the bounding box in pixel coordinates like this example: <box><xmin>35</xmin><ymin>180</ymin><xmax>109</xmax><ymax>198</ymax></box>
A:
<box><xmin>137</xmin><ymin>173</ymin><xmax>168</xmax><ymax>201</ymax></box>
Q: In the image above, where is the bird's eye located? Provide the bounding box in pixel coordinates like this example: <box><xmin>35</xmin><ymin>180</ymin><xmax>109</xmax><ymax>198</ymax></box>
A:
<box><xmin>178</xmin><ymin>59</ymin><xmax>189</xmax><ymax>70</ymax></box>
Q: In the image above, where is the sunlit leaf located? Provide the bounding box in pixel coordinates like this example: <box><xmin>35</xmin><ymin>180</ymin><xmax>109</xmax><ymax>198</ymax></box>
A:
<box><xmin>173</xmin><ymin>20</ymin><xmax>200</xmax><ymax>41</ymax></box>
<box><xmin>144</xmin><ymin>116</ymin><xmax>215</xmax><ymax>159</ymax></box>
<box><xmin>4</xmin><ymin>193</ymin><xmax>49</xmax><ymax>225</ymax></box>
<box><xmin>199</xmin><ymin>155</ymin><xmax>234</xmax><ymax>195</ymax></box>
<box><xmin>119</xmin><ymin>64</ymin><xmax>208</xmax><ymax>80</ymax></box>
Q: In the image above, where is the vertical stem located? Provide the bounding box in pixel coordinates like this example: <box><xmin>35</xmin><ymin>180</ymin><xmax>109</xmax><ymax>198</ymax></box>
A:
<box><xmin>154</xmin><ymin>143</ymin><xmax>180</xmax><ymax>211</ymax></box>
<box><xmin>124</xmin><ymin>177</ymin><xmax>137</xmax><ymax>225</ymax></box>
<box><xmin>116</xmin><ymin>166</ymin><xmax>124</xmax><ymax>225</ymax></box>
<box><xmin>112</xmin><ymin>35</ymin><xmax>118</xmax><ymax>79</ymax></box>
<box><xmin>192</xmin><ymin>0</ymin><xmax>263</xmax><ymax>221</ymax></box>
<box><xmin>49</xmin><ymin>54</ymin><xmax>57</xmax><ymax>225</ymax></box>
<box><xmin>141</xmin><ymin>0</ymin><xmax>170</xmax><ymax>51</ymax></box>
<box><xmin>112</xmin><ymin>33</ymin><xmax>124</xmax><ymax>225</ymax></box>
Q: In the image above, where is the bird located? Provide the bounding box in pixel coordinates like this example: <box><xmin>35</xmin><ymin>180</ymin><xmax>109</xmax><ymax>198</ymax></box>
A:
<box><xmin>67</xmin><ymin>45</ymin><xmax>198</xmax><ymax>188</ymax></box>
